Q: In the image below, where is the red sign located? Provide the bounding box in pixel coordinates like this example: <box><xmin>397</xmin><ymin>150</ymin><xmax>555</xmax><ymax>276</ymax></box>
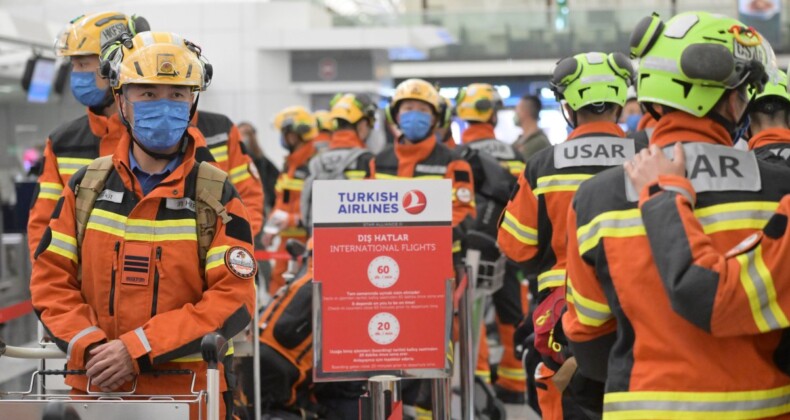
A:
<box><xmin>318</xmin><ymin>58</ymin><xmax>338</xmax><ymax>81</ymax></box>
<box><xmin>312</xmin><ymin>180</ymin><xmax>453</xmax><ymax>377</ymax></box>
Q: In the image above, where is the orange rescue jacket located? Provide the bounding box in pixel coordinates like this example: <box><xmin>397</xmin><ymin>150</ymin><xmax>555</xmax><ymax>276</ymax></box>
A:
<box><xmin>563</xmin><ymin>112</ymin><xmax>790</xmax><ymax>419</ymax></box>
<box><xmin>27</xmin><ymin>110</ymin><xmax>125</xmax><ymax>260</ymax></box>
<box><xmin>30</xmin><ymin>130</ymin><xmax>256</xmax><ymax>394</ymax></box>
<box><xmin>194</xmin><ymin>111</ymin><xmax>264</xmax><ymax>235</ymax></box>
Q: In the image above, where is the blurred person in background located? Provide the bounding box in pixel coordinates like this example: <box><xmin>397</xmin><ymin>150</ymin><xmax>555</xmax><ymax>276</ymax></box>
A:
<box><xmin>238</xmin><ymin>121</ymin><xmax>279</xmax><ymax>215</ymax></box>
<box><xmin>264</xmin><ymin>106</ymin><xmax>318</xmax><ymax>295</ymax></box>
<box><xmin>513</xmin><ymin>94</ymin><xmax>551</xmax><ymax>161</ymax></box>
<box><xmin>312</xmin><ymin>109</ymin><xmax>333</xmax><ymax>153</ymax></box>
<box><xmin>620</xmin><ymin>88</ymin><xmax>643</xmax><ymax>135</ymax></box>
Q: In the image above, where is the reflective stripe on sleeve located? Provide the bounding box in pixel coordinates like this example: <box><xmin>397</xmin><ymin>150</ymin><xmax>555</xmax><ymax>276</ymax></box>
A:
<box><xmin>134</xmin><ymin>327</ymin><xmax>152</xmax><ymax>353</ymax></box>
<box><xmin>735</xmin><ymin>245</ymin><xmax>790</xmax><ymax>333</ymax></box>
<box><xmin>576</xmin><ymin>209</ymin><xmax>644</xmax><ymax>255</ymax></box>
<box><xmin>38</xmin><ymin>182</ymin><xmax>64</xmax><ymax>201</ymax></box>
<box><xmin>694</xmin><ymin>201</ymin><xmax>778</xmax><ymax>235</ymax></box>
<box><xmin>230</xmin><ymin>164</ymin><xmax>251</xmax><ymax>184</ymax></box>
<box><xmin>566</xmin><ymin>278</ymin><xmax>613</xmax><ymax>327</ymax></box>
<box><xmin>345</xmin><ymin>170</ymin><xmax>367</xmax><ymax>180</ymax></box>
<box><xmin>56</xmin><ymin>157</ymin><xmax>93</xmax><ymax>176</ymax></box>
<box><xmin>66</xmin><ymin>326</ymin><xmax>99</xmax><ymax>359</ymax></box>
<box><xmin>537</xmin><ymin>269</ymin><xmax>566</xmax><ymax>292</ymax></box>
<box><xmin>49</xmin><ymin>230</ymin><xmax>79</xmax><ymax>262</ymax></box>
<box><xmin>209</xmin><ymin>145</ymin><xmax>229</xmax><ymax>163</ymax></box>
<box><xmin>500</xmin><ymin>210</ymin><xmax>538</xmax><ymax>246</ymax></box>
<box><xmin>206</xmin><ymin>246</ymin><xmax>230</xmax><ymax>272</ymax></box>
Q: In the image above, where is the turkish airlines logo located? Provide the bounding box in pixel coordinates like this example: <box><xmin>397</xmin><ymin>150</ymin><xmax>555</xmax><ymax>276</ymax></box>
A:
<box><xmin>402</xmin><ymin>190</ymin><xmax>427</xmax><ymax>215</ymax></box>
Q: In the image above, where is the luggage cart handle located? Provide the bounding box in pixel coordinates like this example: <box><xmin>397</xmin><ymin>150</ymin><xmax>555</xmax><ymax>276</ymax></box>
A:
<box><xmin>0</xmin><ymin>339</ymin><xmax>66</xmax><ymax>359</ymax></box>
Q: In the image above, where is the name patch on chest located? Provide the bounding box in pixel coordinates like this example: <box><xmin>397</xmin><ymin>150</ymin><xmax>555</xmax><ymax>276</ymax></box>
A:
<box><xmin>415</xmin><ymin>164</ymin><xmax>447</xmax><ymax>174</ymax></box>
<box><xmin>166</xmin><ymin>197</ymin><xmax>196</xmax><ymax>212</ymax></box>
<box><xmin>554</xmin><ymin>137</ymin><xmax>635</xmax><ymax>169</ymax></box>
<box><xmin>467</xmin><ymin>139</ymin><xmax>518</xmax><ymax>160</ymax></box>
<box><xmin>96</xmin><ymin>189</ymin><xmax>124</xmax><ymax>204</ymax></box>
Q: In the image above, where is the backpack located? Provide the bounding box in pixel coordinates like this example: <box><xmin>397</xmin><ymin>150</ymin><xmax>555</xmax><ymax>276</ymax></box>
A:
<box><xmin>258</xmin><ymin>272</ymin><xmax>314</xmax><ymax>410</ymax></box>
<box><xmin>73</xmin><ymin>155</ymin><xmax>231</xmax><ymax>267</ymax></box>
<box><xmin>301</xmin><ymin>148</ymin><xmax>370</xmax><ymax>231</ymax></box>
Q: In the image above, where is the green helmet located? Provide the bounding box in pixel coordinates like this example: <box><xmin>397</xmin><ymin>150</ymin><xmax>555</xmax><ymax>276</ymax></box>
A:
<box><xmin>631</xmin><ymin>11</ymin><xmax>774</xmax><ymax>117</ymax></box>
<box><xmin>550</xmin><ymin>52</ymin><xmax>634</xmax><ymax>111</ymax></box>
<box><xmin>754</xmin><ymin>69</ymin><xmax>789</xmax><ymax>103</ymax></box>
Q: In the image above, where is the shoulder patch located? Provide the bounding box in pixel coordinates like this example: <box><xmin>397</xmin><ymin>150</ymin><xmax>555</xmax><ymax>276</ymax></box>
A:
<box><xmin>225</xmin><ymin>246</ymin><xmax>257</xmax><ymax>279</ymax></box>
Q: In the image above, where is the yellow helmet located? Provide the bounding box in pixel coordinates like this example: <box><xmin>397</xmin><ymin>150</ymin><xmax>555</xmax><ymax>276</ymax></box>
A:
<box><xmin>273</xmin><ymin>106</ymin><xmax>318</xmax><ymax>141</ymax></box>
<box><xmin>329</xmin><ymin>93</ymin><xmax>378</xmax><ymax>125</ymax></box>
<box><xmin>313</xmin><ymin>110</ymin><xmax>334</xmax><ymax>132</ymax></box>
<box><xmin>102</xmin><ymin>31</ymin><xmax>211</xmax><ymax>92</ymax></box>
<box><xmin>386</xmin><ymin>79</ymin><xmax>441</xmax><ymax>123</ymax></box>
<box><xmin>456</xmin><ymin>83</ymin><xmax>502</xmax><ymax>122</ymax></box>
<box><xmin>56</xmin><ymin>12</ymin><xmax>136</xmax><ymax>57</ymax></box>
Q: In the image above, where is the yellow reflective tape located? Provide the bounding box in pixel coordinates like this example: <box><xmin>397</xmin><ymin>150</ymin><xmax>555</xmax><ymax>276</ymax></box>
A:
<box><xmin>753</xmin><ymin>246</ymin><xmax>790</xmax><ymax>329</ymax></box>
<box><xmin>693</xmin><ymin>201</ymin><xmax>779</xmax><ymax>235</ymax></box>
<box><xmin>206</xmin><ymin>246</ymin><xmax>230</xmax><ymax>272</ymax></box>
<box><xmin>209</xmin><ymin>145</ymin><xmax>229</xmax><ymax>163</ymax></box>
<box><xmin>40</xmin><ymin>182</ymin><xmax>64</xmax><ymax>191</ymax></box>
<box><xmin>56</xmin><ymin>157</ymin><xmax>94</xmax><ymax>165</ymax></box>
<box><xmin>537</xmin><ymin>269</ymin><xmax>566</xmax><ymax>292</ymax></box>
<box><xmin>577</xmin><ymin>209</ymin><xmax>644</xmax><ymax>255</ymax></box>
<box><xmin>345</xmin><ymin>170</ymin><xmax>366</xmax><ymax>180</ymax></box>
<box><xmin>86</xmin><ymin>209</ymin><xmax>197</xmax><ymax>242</ymax></box>
<box><xmin>566</xmin><ymin>278</ymin><xmax>612</xmax><ymax>327</ymax></box>
<box><xmin>452</xmin><ymin>240</ymin><xmax>462</xmax><ymax>253</ymax></box>
<box><xmin>534</xmin><ymin>174</ymin><xmax>593</xmax><ymax>196</ymax></box>
<box><xmin>275</xmin><ymin>175</ymin><xmax>305</xmax><ymax>191</ymax></box>
<box><xmin>603</xmin><ymin>384</ymin><xmax>790</xmax><ymax>420</ymax></box>
<box><xmin>172</xmin><ymin>341</ymin><xmax>234</xmax><ymax>363</ymax></box>
<box><xmin>49</xmin><ymin>230</ymin><xmax>78</xmax><ymax>262</ymax></box>
<box><xmin>38</xmin><ymin>192</ymin><xmax>62</xmax><ymax>201</ymax></box>
<box><xmin>736</xmin><ymin>246</ymin><xmax>790</xmax><ymax>332</ymax></box>
<box><xmin>231</xmin><ymin>172</ymin><xmax>251</xmax><ymax>184</ymax></box>
<box><xmin>497</xmin><ymin>366</ymin><xmax>527</xmax><ymax>380</ymax></box>
<box><xmin>280</xmin><ymin>227</ymin><xmax>307</xmax><ymax>237</ymax></box>
<box><xmin>500</xmin><ymin>210</ymin><xmax>538</xmax><ymax>246</ymax></box>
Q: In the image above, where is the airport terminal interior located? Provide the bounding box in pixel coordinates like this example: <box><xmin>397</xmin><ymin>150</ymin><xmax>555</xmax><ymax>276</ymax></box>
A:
<box><xmin>1</xmin><ymin>0</ymin><xmax>790</xmax><ymax>419</ymax></box>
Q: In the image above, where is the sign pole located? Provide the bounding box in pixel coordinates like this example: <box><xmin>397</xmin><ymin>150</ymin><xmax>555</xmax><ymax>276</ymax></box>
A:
<box><xmin>431</xmin><ymin>377</ymin><xmax>452</xmax><ymax>420</ymax></box>
<box><xmin>369</xmin><ymin>375</ymin><xmax>402</xmax><ymax>420</ymax></box>
<box><xmin>458</xmin><ymin>258</ymin><xmax>478</xmax><ymax>420</ymax></box>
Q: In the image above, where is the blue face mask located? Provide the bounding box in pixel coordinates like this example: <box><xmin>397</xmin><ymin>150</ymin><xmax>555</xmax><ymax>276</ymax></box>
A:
<box><xmin>131</xmin><ymin>99</ymin><xmax>190</xmax><ymax>152</ymax></box>
<box><xmin>399</xmin><ymin>111</ymin><xmax>433</xmax><ymax>142</ymax></box>
<box><xmin>70</xmin><ymin>71</ymin><xmax>108</xmax><ymax>107</ymax></box>
<box><xmin>625</xmin><ymin>114</ymin><xmax>641</xmax><ymax>133</ymax></box>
